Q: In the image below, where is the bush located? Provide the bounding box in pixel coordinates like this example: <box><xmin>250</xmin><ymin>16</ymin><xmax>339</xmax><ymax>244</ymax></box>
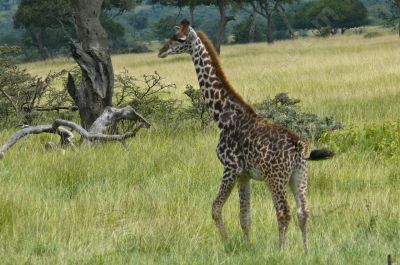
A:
<box><xmin>0</xmin><ymin>46</ymin><xmax>71</xmax><ymax>126</ymax></box>
<box><xmin>255</xmin><ymin>93</ymin><xmax>343</xmax><ymax>141</ymax></box>
<box><xmin>114</xmin><ymin>69</ymin><xmax>181</xmax><ymax>126</ymax></box>
<box><xmin>363</xmin><ymin>32</ymin><xmax>383</xmax><ymax>39</ymax></box>
<box><xmin>320</xmin><ymin>121</ymin><xmax>400</xmax><ymax>158</ymax></box>
<box><xmin>126</xmin><ymin>42</ymin><xmax>150</xmax><ymax>53</ymax></box>
<box><xmin>182</xmin><ymin>85</ymin><xmax>212</xmax><ymax>130</ymax></box>
<box><xmin>177</xmin><ymin>89</ymin><xmax>342</xmax><ymax>137</ymax></box>
<box><xmin>316</xmin><ymin>26</ymin><xmax>333</xmax><ymax>37</ymax></box>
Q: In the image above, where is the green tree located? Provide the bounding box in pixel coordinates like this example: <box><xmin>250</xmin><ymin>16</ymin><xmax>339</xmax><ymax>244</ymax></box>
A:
<box><xmin>14</xmin><ymin>0</ymin><xmax>137</xmax><ymax>60</ymax></box>
<box><xmin>232</xmin><ymin>15</ymin><xmax>267</xmax><ymax>43</ymax></box>
<box><xmin>14</xmin><ymin>0</ymin><xmax>71</xmax><ymax>59</ymax></box>
<box><xmin>0</xmin><ymin>0</ymin><xmax>21</xmax><ymax>10</ymax></box>
<box><xmin>379</xmin><ymin>0</ymin><xmax>400</xmax><ymax>36</ymax></box>
<box><xmin>153</xmin><ymin>0</ymin><xmax>232</xmax><ymax>54</ymax></box>
<box><xmin>294</xmin><ymin>0</ymin><xmax>368</xmax><ymax>35</ymax></box>
<box><xmin>213</xmin><ymin>0</ymin><xmax>234</xmax><ymax>53</ymax></box>
<box><xmin>237</xmin><ymin>0</ymin><xmax>295</xmax><ymax>44</ymax></box>
<box><xmin>152</xmin><ymin>0</ymin><xmax>209</xmax><ymax>25</ymax></box>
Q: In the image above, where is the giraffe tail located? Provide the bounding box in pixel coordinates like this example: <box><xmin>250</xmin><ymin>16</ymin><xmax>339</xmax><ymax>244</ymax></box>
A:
<box><xmin>307</xmin><ymin>149</ymin><xmax>335</xmax><ymax>161</ymax></box>
<box><xmin>296</xmin><ymin>141</ymin><xmax>334</xmax><ymax>161</ymax></box>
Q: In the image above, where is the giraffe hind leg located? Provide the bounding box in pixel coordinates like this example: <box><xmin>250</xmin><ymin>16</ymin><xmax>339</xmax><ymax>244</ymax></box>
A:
<box><xmin>266</xmin><ymin>173</ymin><xmax>291</xmax><ymax>250</ymax></box>
<box><xmin>238</xmin><ymin>176</ymin><xmax>252</xmax><ymax>240</ymax></box>
<box><xmin>275</xmin><ymin>192</ymin><xmax>291</xmax><ymax>250</ymax></box>
<box><xmin>290</xmin><ymin>163</ymin><xmax>309</xmax><ymax>254</ymax></box>
<box><xmin>212</xmin><ymin>168</ymin><xmax>238</xmax><ymax>241</ymax></box>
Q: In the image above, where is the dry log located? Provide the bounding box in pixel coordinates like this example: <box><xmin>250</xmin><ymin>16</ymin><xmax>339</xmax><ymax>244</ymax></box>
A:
<box><xmin>0</xmin><ymin>125</ymin><xmax>74</xmax><ymax>158</ymax></box>
<box><xmin>0</xmin><ymin>106</ymin><xmax>150</xmax><ymax>159</ymax></box>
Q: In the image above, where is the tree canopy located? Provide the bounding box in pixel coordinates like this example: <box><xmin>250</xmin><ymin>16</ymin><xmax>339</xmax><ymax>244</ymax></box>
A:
<box><xmin>379</xmin><ymin>0</ymin><xmax>400</xmax><ymax>35</ymax></box>
<box><xmin>13</xmin><ymin>0</ymin><xmax>137</xmax><ymax>59</ymax></box>
<box><xmin>294</xmin><ymin>0</ymin><xmax>368</xmax><ymax>34</ymax></box>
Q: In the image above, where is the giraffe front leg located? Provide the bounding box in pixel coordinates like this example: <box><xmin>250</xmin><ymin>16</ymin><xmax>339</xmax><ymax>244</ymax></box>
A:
<box><xmin>212</xmin><ymin>168</ymin><xmax>238</xmax><ymax>241</ymax></box>
<box><xmin>238</xmin><ymin>176</ymin><xmax>251</xmax><ymax>240</ymax></box>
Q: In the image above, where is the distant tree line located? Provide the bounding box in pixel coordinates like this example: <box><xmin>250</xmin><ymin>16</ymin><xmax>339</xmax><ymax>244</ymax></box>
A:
<box><xmin>0</xmin><ymin>0</ymin><xmax>390</xmax><ymax>60</ymax></box>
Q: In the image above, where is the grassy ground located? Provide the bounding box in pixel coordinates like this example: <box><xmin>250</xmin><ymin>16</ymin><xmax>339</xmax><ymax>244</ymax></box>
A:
<box><xmin>1</xmin><ymin>32</ymin><xmax>400</xmax><ymax>264</ymax></box>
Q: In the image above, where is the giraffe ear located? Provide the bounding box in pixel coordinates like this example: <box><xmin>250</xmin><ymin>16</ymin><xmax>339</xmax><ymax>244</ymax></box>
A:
<box><xmin>180</xmin><ymin>19</ymin><xmax>190</xmax><ymax>35</ymax></box>
<box><xmin>180</xmin><ymin>19</ymin><xmax>190</xmax><ymax>27</ymax></box>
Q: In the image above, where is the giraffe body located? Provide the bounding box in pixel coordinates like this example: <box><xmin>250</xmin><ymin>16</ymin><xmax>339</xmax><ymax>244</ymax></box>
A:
<box><xmin>158</xmin><ymin>20</ymin><xmax>333</xmax><ymax>254</ymax></box>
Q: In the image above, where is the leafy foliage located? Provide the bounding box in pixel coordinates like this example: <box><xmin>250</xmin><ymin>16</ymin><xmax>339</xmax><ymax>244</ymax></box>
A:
<box><xmin>153</xmin><ymin>15</ymin><xmax>178</xmax><ymax>41</ymax></box>
<box><xmin>363</xmin><ymin>31</ymin><xmax>383</xmax><ymax>38</ymax></box>
<box><xmin>320</xmin><ymin>121</ymin><xmax>400</xmax><ymax>158</ymax></box>
<box><xmin>232</xmin><ymin>12</ymin><xmax>292</xmax><ymax>43</ymax></box>
<box><xmin>232</xmin><ymin>15</ymin><xmax>267</xmax><ymax>43</ymax></box>
<box><xmin>182</xmin><ymin>85</ymin><xmax>212</xmax><ymax>129</ymax></box>
<box><xmin>379</xmin><ymin>0</ymin><xmax>400</xmax><ymax>34</ymax></box>
<box><xmin>255</xmin><ymin>93</ymin><xmax>343</xmax><ymax>141</ymax></box>
<box><xmin>14</xmin><ymin>0</ymin><xmax>72</xmax><ymax>59</ymax></box>
<box><xmin>237</xmin><ymin>0</ymin><xmax>296</xmax><ymax>43</ymax></box>
<box><xmin>114</xmin><ymin>69</ymin><xmax>181</xmax><ymax>125</ymax></box>
<box><xmin>0</xmin><ymin>46</ymin><xmax>72</xmax><ymax>125</ymax></box>
<box><xmin>293</xmin><ymin>0</ymin><xmax>368</xmax><ymax>34</ymax></box>
<box><xmin>13</xmin><ymin>0</ymin><xmax>137</xmax><ymax>59</ymax></box>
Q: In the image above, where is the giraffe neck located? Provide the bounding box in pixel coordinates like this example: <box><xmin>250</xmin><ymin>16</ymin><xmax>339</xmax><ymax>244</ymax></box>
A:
<box><xmin>190</xmin><ymin>33</ymin><xmax>256</xmax><ymax>128</ymax></box>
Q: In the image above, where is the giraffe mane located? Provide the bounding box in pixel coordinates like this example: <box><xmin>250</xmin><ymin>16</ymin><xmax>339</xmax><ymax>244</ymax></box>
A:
<box><xmin>196</xmin><ymin>31</ymin><xmax>255</xmax><ymax>114</ymax></box>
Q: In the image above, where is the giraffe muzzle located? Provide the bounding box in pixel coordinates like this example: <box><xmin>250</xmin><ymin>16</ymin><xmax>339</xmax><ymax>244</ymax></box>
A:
<box><xmin>158</xmin><ymin>45</ymin><xmax>169</xmax><ymax>58</ymax></box>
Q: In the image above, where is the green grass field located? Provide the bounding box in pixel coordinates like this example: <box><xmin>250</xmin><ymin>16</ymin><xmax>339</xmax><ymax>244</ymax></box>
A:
<box><xmin>1</xmin><ymin>32</ymin><xmax>399</xmax><ymax>264</ymax></box>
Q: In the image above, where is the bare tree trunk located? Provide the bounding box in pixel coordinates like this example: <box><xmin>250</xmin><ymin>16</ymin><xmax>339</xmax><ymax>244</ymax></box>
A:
<box><xmin>67</xmin><ymin>0</ymin><xmax>114</xmax><ymax>130</ymax></box>
<box><xmin>214</xmin><ymin>0</ymin><xmax>234</xmax><ymax>54</ymax></box>
<box><xmin>249</xmin><ymin>0</ymin><xmax>281</xmax><ymax>44</ymax></box>
<box><xmin>30</xmin><ymin>29</ymin><xmax>51</xmax><ymax>60</ymax></box>
<box><xmin>189</xmin><ymin>4</ymin><xmax>195</xmax><ymax>26</ymax></box>
<box><xmin>277</xmin><ymin>5</ymin><xmax>295</xmax><ymax>39</ymax></box>
<box><xmin>398</xmin><ymin>21</ymin><xmax>400</xmax><ymax>37</ymax></box>
<box><xmin>266</xmin><ymin>14</ymin><xmax>274</xmax><ymax>44</ymax></box>
<box><xmin>248</xmin><ymin>9</ymin><xmax>256</xmax><ymax>43</ymax></box>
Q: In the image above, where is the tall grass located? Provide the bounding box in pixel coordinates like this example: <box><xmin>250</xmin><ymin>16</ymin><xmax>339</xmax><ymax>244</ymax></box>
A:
<box><xmin>1</xmin><ymin>32</ymin><xmax>399</xmax><ymax>264</ymax></box>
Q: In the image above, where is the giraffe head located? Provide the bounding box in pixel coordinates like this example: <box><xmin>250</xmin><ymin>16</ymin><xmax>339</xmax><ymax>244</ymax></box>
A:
<box><xmin>158</xmin><ymin>19</ymin><xmax>196</xmax><ymax>58</ymax></box>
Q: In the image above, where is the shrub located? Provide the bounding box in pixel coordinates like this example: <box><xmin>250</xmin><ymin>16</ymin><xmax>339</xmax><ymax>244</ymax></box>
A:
<box><xmin>316</xmin><ymin>26</ymin><xmax>333</xmax><ymax>37</ymax></box>
<box><xmin>320</xmin><ymin>121</ymin><xmax>400</xmax><ymax>158</ymax></box>
<box><xmin>255</xmin><ymin>93</ymin><xmax>343</xmax><ymax>141</ymax></box>
<box><xmin>114</xmin><ymin>69</ymin><xmax>181</xmax><ymax>126</ymax></box>
<box><xmin>0</xmin><ymin>46</ymin><xmax>70</xmax><ymax>126</ymax></box>
<box><xmin>182</xmin><ymin>85</ymin><xmax>212</xmax><ymax>130</ymax></box>
<box><xmin>363</xmin><ymin>32</ymin><xmax>383</xmax><ymax>39</ymax></box>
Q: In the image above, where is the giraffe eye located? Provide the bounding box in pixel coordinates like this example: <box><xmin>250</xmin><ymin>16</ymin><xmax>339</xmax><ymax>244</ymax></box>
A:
<box><xmin>177</xmin><ymin>38</ymin><xmax>186</xmax><ymax>43</ymax></box>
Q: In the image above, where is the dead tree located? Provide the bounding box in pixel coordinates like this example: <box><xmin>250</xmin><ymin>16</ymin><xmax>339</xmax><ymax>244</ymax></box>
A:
<box><xmin>0</xmin><ymin>106</ymin><xmax>151</xmax><ymax>159</ymax></box>
<box><xmin>67</xmin><ymin>0</ymin><xmax>114</xmax><ymax>130</ymax></box>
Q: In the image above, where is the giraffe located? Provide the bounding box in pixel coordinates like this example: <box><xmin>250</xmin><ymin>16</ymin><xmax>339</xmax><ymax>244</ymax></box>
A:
<box><xmin>158</xmin><ymin>19</ymin><xmax>334</xmax><ymax>253</ymax></box>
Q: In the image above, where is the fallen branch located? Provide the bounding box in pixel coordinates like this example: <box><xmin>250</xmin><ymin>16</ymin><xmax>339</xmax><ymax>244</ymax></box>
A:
<box><xmin>89</xmin><ymin>106</ymin><xmax>150</xmax><ymax>134</ymax></box>
<box><xmin>0</xmin><ymin>106</ymin><xmax>150</xmax><ymax>159</ymax></box>
<box><xmin>24</xmin><ymin>106</ymin><xmax>79</xmax><ymax>112</ymax></box>
<box><xmin>0</xmin><ymin>125</ymin><xmax>74</xmax><ymax>158</ymax></box>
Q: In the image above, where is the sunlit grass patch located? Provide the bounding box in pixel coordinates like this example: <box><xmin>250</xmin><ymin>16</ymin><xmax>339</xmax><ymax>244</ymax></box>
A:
<box><xmin>0</xmin><ymin>32</ymin><xmax>397</xmax><ymax>264</ymax></box>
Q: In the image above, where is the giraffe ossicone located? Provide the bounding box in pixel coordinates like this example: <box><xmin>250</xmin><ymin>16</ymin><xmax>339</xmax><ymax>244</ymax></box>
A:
<box><xmin>158</xmin><ymin>19</ymin><xmax>334</xmax><ymax>254</ymax></box>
